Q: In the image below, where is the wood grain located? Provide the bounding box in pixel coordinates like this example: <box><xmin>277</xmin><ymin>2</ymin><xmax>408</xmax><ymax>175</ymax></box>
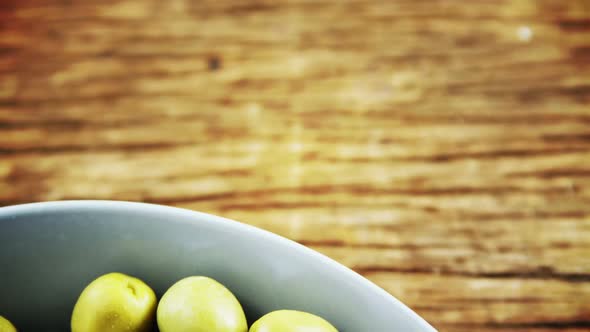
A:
<box><xmin>1</xmin><ymin>0</ymin><xmax>590</xmax><ymax>330</ymax></box>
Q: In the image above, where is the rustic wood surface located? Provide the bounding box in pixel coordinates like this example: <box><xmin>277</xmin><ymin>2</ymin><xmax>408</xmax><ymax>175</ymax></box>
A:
<box><xmin>1</xmin><ymin>0</ymin><xmax>590</xmax><ymax>330</ymax></box>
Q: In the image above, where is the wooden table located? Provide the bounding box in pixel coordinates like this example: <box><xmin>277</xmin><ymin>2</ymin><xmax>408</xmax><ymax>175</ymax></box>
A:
<box><xmin>1</xmin><ymin>0</ymin><xmax>589</xmax><ymax>330</ymax></box>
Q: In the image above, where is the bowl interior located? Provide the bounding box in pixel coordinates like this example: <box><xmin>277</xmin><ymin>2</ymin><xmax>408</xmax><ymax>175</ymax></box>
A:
<box><xmin>0</xmin><ymin>201</ymin><xmax>435</xmax><ymax>331</ymax></box>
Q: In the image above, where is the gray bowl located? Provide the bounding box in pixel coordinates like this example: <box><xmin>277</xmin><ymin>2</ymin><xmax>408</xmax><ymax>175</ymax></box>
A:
<box><xmin>0</xmin><ymin>201</ymin><xmax>436</xmax><ymax>331</ymax></box>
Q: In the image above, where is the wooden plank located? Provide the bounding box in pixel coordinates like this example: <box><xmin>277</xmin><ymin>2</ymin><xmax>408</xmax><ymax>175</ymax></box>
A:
<box><xmin>1</xmin><ymin>0</ymin><xmax>589</xmax><ymax>330</ymax></box>
<box><xmin>366</xmin><ymin>272</ymin><xmax>590</xmax><ymax>327</ymax></box>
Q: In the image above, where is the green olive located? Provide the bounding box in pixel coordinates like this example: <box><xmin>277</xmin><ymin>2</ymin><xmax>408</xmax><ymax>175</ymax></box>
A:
<box><xmin>250</xmin><ymin>310</ymin><xmax>338</xmax><ymax>332</ymax></box>
<box><xmin>70</xmin><ymin>272</ymin><xmax>157</xmax><ymax>332</ymax></box>
<box><xmin>0</xmin><ymin>315</ymin><xmax>17</xmax><ymax>332</ymax></box>
<box><xmin>157</xmin><ymin>276</ymin><xmax>247</xmax><ymax>332</ymax></box>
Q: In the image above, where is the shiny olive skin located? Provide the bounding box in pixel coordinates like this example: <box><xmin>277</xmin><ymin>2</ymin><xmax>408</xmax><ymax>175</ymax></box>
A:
<box><xmin>70</xmin><ymin>272</ymin><xmax>157</xmax><ymax>332</ymax></box>
<box><xmin>250</xmin><ymin>310</ymin><xmax>338</xmax><ymax>332</ymax></box>
<box><xmin>0</xmin><ymin>316</ymin><xmax>17</xmax><ymax>332</ymax></box>
<box><xmin>157</xmin><ymin>276</ymin><xmax>247</xmax><ymax>332</ymax></box>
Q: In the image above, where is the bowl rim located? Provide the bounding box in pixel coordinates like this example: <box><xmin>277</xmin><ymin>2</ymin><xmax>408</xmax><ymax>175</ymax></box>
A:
<box><xmin>0</xmin><ymin>200</ymin><xmax>437</xmax><ymax>331</ymax></box>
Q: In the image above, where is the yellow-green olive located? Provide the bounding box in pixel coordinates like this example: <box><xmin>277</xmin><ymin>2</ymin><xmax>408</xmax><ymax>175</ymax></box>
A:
<box><xmin>71</xmin><ymin>272</ymin><xmax>157</xmax><ymax>332</ymax></box>
<box><xmin>0</xmin><ymin>315</ymin><xmax>17</xmax><ymax>332</ymax></box>
<box><xmin>250</xmin><ymin>310</ymin><xmax>338</xmax><ymax>332</ymax></box>
<box><xmin>157</xmin><ymin>276</ymin><xmax>247</xmax><ymax>332</ymax></box>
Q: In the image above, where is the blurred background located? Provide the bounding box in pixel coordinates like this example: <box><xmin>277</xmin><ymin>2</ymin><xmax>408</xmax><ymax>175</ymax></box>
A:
<box><xmin>1</xmin><ymin>0</ymin><xmax>589</xmax><ymax>330</ymax></box>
